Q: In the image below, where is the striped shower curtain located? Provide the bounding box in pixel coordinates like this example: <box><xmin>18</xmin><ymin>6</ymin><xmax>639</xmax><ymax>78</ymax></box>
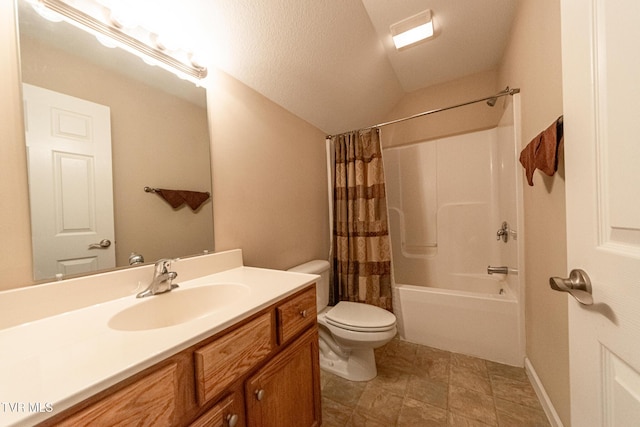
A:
<box><xmin>331</xmin><ymin>128</ymin><xmax>392</xmax><ymax>311</ymax></box>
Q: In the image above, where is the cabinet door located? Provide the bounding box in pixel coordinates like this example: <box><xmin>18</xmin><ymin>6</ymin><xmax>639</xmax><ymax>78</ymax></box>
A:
<box><xmin>245</xmin><ymin>328</ymin><xmax>321</xmax><ymax>427</ymax></box>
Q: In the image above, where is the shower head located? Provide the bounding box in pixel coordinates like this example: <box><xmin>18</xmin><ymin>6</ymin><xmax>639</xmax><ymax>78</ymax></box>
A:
<box><xmin>485</xmin><ymin>86</ymin><xmax>518</xmax><ymax>107</ymax></box>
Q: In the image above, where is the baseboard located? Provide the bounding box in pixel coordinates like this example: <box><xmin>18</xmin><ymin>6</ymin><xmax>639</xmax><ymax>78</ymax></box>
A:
<box><xmin>524</xmin><ymin>357</ymin><xmax>564</xmax><ymax>427</ymax></box>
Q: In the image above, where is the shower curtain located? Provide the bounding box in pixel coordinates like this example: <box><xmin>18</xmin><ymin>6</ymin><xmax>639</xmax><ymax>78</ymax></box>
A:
<box><xmin>331</xmin><ymin>129</ymin><xmax>392</xmax><ymax>311</ymax></box>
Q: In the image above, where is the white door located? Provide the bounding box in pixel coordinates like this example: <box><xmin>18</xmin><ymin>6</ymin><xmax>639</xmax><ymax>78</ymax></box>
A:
<box><xmin>561</xmin><ymin>0</ymin><xmax>640</xmax><ymax>425</ymax></box>
<box><xmin>23</xmin><ymin>84</ymin><xmax>115</xmax><ymax>280</ymax></box>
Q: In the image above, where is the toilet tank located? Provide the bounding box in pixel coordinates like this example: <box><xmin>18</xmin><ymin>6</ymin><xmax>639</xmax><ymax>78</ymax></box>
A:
<box><xmin>287</xmin><ymin>260</ymin><xmax>330</xmax><ymax>311</ymax></box>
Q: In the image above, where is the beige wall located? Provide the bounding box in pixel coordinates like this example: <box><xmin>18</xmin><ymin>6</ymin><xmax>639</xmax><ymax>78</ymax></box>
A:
<box><xmin>381</xmin><ymin>69</ymin><xmax>502</xmax><ymax>148</ymax></box>
<box><xmin>0</xmin><ymin>0</ymin><xmax>33</xmax><ymax>290</ymax></box>
<box><xmin>498</xmin><ymin>0</ymin><xmax>570</xmax><ymax>424</ymax></box>
<box><xmin>209</xmin><ymin>69</ymin><xmax>329</xmax><ymax>270</ymax></box>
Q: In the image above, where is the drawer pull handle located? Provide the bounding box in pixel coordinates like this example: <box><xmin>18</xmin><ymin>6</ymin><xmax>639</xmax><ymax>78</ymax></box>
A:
<box><xmin>226</xmin><ymin>413</ymin><xmax>238</xmax><ymax>427</ymax></box>
<box><xmin>255</xmin><ymin>389</ymin><xmax>265</xmax><ymax>401</ymax></box>
<box><xmin>300</xmin><ymin>309</ymin><xmax>307</xmax><ymax>318</ymax></box>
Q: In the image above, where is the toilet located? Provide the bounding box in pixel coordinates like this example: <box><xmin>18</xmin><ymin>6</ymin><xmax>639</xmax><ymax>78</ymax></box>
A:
<box><xmin>288</xmin><ymin>260</ymin><xmax>397</xmax><ymax>381</ymax></box>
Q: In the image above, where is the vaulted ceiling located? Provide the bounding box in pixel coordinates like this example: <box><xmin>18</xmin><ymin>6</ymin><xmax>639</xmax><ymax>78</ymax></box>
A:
<box><xmin>140</xmin><ymin>0</ymin><xmax>521</xmax><ymax>135</ymax></box>
<box><xmin>23</xmin><ymin>0</ymin><xmax>521</xmax><ymax>134</ymax></box>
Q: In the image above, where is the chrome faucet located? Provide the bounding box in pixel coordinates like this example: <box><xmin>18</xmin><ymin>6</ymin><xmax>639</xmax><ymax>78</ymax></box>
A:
<box><xmin>136</xmin><ymin>259</ymin><xmax>178</xmax><ymax>298</ymax></box>
<box><xmin>496</xmin><ymin>221</ymin><xmax>510</xmax><ymax>242</ymax></box>
<box><xmin>487</xmin><ymin>266</ymin><xmax>509</xmax><ymax>275</ymax></box>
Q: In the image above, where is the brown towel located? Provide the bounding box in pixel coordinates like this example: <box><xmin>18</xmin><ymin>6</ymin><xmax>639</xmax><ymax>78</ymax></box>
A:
<box><xmin>178</xmin><ymin>190</ymin><xmax>210</xmax><ymax>210</ymax></box>
<box><xmin>156</xmin><ymin>189</ymin><xmax>210</xmax><ymax>210</ymax></box>
<box><xmin>156</xmin><ymin>189</ymin><xmax>185</xmax><ymax>209</ymax></box>
<box><xmin>519</xmin><ymin>117</ymin><xmax>564</xmax><ymax>186</ymax></box>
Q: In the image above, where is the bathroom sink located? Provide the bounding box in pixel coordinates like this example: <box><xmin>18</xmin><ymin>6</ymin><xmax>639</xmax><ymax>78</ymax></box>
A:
<box><xmin>108</xmin><ymin>283</ymin><xmax>251</xmax><ymax>331</ymax></box>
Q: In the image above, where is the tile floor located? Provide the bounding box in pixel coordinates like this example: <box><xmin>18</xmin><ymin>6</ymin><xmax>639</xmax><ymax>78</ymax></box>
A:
<box><xmin>320</xmin><ymin>337</ymin><xmax>550</xmax><ymax>426</ymax></box>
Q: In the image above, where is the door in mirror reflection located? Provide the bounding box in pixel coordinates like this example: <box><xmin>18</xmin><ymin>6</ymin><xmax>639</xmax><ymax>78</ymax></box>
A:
<box><xmin>23</xmin><ymin>83</ymin><xmax>115</xmax><ymax>280</ymax></box>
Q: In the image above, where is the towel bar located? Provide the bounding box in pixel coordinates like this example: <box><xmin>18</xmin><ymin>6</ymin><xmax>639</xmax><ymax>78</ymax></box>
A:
<box><xmin>144</xmin><ymin>186</ymin><xmax>210</xmax><ymax>196</ymax></box>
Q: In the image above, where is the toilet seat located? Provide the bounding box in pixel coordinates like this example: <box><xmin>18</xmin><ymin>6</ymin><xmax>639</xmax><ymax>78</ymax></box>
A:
<box><xmin>325</xmin><ymin>301</ymin><xmax>396</xmax><ymax>332</ymax></box>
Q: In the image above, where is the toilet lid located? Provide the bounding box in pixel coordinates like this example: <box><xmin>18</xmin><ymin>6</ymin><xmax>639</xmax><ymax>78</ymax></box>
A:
<box><xmin>325</xmin><ymin>301</ymin><xmax>396</xmax><ymax>332</ymax></box>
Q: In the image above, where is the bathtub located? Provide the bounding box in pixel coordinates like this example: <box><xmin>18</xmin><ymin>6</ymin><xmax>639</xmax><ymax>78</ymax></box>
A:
<box><xmin>394</xmin><ymin>274</ymin><xmax>524</xmax><ymax>366</ymax></box>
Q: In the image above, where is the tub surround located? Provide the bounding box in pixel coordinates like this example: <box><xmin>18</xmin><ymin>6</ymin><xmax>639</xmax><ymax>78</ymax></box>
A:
<box><xmin>386</xmin><ymin>96</ymin><xmax>525</xmax><ymax>368</ymax></box>
<box><xmin>0</xmin><ymin>249</ymin><xmax>320</xmax><ymax>426</ymax></box>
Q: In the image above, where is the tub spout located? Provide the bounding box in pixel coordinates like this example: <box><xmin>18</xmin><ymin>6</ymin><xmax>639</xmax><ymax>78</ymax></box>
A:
<box><xmin>487</xmin><ymin>266</ymin><xmax>508</xmax><ymax>275</ymax></box>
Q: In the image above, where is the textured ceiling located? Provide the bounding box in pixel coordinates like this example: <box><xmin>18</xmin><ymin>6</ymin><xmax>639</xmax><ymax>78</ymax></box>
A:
<box><xmin>361</xmin><ymin>0</ymin><xmax>521</xmax><ymax>92</ymax></box>
<box><xmin>31</xmin><ymin>0</ymin><xmax>520</xmax><ymax>135</ymax></box>
<box><xmin>198</xmin><ymin>0</ymin><xmax>405</xmax><ymax>135</ymax></box>
<box><xmin>193</xmin><ymin>0</ymin><xmax>521</xmax><ymax>134</ymax></box>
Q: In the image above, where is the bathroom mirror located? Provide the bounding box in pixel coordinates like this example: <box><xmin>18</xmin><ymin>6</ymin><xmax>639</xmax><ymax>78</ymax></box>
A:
<box><xmin>17</xmin><ymin>0</ymin><xmax>214</xmax><ymax>281</ymax></box>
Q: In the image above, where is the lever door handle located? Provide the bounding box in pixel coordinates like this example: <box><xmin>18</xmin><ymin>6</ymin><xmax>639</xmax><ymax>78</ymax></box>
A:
<box><xmin>88</xmin><ymin>239</ymin><xmax>112</xmax><ymax>249</ymax></box>
<box><xmin>549</xmin><ymin>269</ymin><xmax>593</xmax><ymax>305</ymax></box>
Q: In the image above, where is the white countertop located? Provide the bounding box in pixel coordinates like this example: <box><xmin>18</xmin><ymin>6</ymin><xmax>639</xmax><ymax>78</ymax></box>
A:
<box><xmin>0</xmin><ymin>258</ymin><xmax>317</xmax><ymax>426</ymax></box>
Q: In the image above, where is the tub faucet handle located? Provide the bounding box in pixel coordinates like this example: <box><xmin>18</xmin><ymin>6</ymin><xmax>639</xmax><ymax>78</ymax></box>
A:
<box><xmin>496</xmin><ymin>221</ymin><xmax>510</xmax><ymax>242</ymax></box>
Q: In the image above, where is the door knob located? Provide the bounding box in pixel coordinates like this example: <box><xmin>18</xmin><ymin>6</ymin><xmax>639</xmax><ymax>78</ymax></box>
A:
<box><xmin>88</xmin><ymin>239</ymin><xmax>111</xmax><ymax>249</ymax></box>
<box><xmin>549</xmin><ymin>269</ymin><xmax>593</xmax><ymax>305</ymax></box>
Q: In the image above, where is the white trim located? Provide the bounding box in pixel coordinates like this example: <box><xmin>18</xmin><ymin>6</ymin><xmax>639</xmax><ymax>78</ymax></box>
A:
<box><xmin>325</xmin><ymin>138</ymin><xmax>334</xmax><ymax>261</ymax></box>
<box><xmin>525</xmin><ymin>357</ymin><xmax>564</xmax><ymax>427</ymax></box>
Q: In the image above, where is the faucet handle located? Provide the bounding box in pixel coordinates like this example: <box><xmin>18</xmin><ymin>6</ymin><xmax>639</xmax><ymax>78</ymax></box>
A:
<box><xmin>154</xmin><ymin>258</ymin><xmax>174</xmax><ymax>274</ymax></box>
<box><xmin>496</xmin><ymin>221</ymin><xmax>510</xmax><ymax>242</ymax></box>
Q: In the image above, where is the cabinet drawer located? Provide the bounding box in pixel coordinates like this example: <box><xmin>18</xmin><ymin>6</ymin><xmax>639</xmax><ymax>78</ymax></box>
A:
<box><xmin>190</xmin><ymin>394</ymin><xmax>238</xmax><ymax>427</ymax></box>
<box><xmin>57</xmin><ymin>363</ymin><xmax>178</xmax><ymax>426</ymax></box>
<box><xmin>277</xmin><ymin>286</ymin><xmax>316</xmax><ymax>344</ymax></box>
<box><xmin>195</xmin><ymin>312</ymin><xmax>273</xmax><ymax>405</ymax></box>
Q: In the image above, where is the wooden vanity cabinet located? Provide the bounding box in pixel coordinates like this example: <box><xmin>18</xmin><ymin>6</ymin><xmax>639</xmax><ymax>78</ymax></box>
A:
<box><xmin>37</xmin><ymin>284</ymin><xmax>320</xmax><ymax>427</ymax></box>
<box><xmin>245</xmin><ymin>327</ymin><xmax>321</xmax><ymax>427</ymax></box>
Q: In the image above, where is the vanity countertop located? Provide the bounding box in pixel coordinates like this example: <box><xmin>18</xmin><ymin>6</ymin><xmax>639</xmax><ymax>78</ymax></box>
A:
<box><xmin>0</xmin><ymin>251</ymin><xmax>317</xmax><ymax>427</ymax></box>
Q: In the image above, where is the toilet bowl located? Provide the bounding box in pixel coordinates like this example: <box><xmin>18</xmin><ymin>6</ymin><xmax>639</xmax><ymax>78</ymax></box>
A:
<box><xmin>288</xmin><ymin>260</ymin><xmax>397</xmax><ymax>381</ymax></box>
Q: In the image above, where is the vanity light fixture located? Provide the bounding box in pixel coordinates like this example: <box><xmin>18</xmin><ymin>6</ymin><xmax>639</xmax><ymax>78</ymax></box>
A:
<box><xmin>390</xmin><ymin>9</ymin><xmax>434</xmax><ymax>50</ymax></box>
<box><xmin>27</xmin><ymin>0</ymin><xmax>208</xmax><ymax>81</ymax></box>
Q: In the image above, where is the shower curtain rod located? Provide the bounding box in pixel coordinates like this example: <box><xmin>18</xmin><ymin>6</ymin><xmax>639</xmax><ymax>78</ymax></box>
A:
<box><xmin>326</xmin><ymin>86</ymin><xmax>520</xmax><ymax>139</ymax></box>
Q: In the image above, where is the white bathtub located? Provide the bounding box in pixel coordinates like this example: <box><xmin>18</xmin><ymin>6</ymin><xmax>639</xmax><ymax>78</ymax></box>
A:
<box><xmin>394</xmin><ymin>274</ymin><xmax>524</xmax><ymax>366</ymax></box>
